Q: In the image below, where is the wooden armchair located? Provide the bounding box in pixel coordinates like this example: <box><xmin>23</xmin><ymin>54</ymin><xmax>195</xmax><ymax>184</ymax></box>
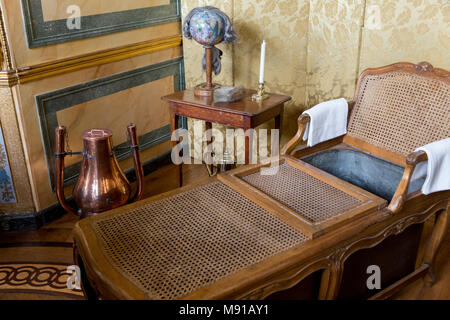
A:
<box><xmin>73</xmin><ymin>62</ymin><xmax>449</xmax><ymax>300</ymax></box>
<box><xmin>281</xmin><ymin>61</ymin><xmax>449</xmax><ymax>295</ymax></box>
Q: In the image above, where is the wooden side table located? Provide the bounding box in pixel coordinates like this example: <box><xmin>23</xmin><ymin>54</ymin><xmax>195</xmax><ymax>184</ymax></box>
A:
<box><xmin>162</xmin><ymin>89</ymin><xmax>291</xmax><ymax>187</ymax></box>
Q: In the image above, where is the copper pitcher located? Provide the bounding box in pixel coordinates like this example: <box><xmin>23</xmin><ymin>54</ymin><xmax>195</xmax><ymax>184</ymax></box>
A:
<box><xmin>55</xmin><ymin>124</ymin><xmax>144</xmax><ymax>219</ymax></box>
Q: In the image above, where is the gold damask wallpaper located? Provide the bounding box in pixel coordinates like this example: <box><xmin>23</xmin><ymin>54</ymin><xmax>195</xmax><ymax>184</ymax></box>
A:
<box><xmin>234</xmin><ymin>0</ymin><xmax>310</xmax><ymax>145</ymax></box>
<box><xmin>359</xmin><ymin>0</ymin><xmax>449</xmax><ymax>71</ymax></box>
<box><xmin>306</xmin><ymin>0</ymin><xmax>365</xmax><ymax>106</ymax></box>
<box><xmin>181</xmin><ymin>0</ymin><xmax>449</xmax><ymax>159</ymax></box>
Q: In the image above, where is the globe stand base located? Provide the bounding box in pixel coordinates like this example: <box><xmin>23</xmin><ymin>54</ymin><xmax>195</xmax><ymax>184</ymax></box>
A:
<box><xmin>194</xmin><ymin>83</ymin><xmax>221</xmax><ymax>97</ymax></box>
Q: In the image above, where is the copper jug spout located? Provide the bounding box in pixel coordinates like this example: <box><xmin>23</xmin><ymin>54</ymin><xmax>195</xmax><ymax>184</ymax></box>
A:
<box><xmin>55</xmin><ymin>124</ymin><xmax>144</xmax><ymax>218</ymax></box>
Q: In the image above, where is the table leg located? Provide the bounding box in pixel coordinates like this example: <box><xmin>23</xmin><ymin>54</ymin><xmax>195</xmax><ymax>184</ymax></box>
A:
<box><xmin>170</xmin><ymin>104</ymin><xmax>182</xmax><ymax>187</ymax></box>
<box><xmin>205</xmin><ymin>121</ymin><xmax>213</xmax><ymax>174</ymax></box>
<box><xmin>275</xmin><ymin>107</ymin><xmax>284</xmax><ymax>144</ymax></box>
<box><xmin>244</xmin><ymin>126</ymin><xmax>254</xmax><ymax>165</ymax></box>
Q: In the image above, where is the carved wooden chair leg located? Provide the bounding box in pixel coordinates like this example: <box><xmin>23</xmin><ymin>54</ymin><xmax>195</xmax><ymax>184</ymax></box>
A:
<box><xmin>318</xmin><ymin>268</ymin><xmax>330</xmax><ymax>299</ymax></box>
<box><xmin>422</xmin><ymin>202</ymin><xmax>450</xmax><ymax>287</ymax></box>
<box><xmin>319</xmin><ymin>261</ymin><xmax>344</xmax><ymax>299</ymax></box>
<box><xmin>318</xmin><ymin>268</ymin><xmax>332</xmax><ymax>299</ymax></box>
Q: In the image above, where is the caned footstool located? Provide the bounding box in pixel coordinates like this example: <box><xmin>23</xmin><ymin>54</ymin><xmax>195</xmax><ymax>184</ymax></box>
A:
<box><xmin>73</xmin><ymin>155</ymin><xmax>385</xmax><ymax>300</ymax></box>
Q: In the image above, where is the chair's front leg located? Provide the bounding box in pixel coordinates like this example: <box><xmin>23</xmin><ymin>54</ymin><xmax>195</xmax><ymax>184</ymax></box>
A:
<box><xmin>388</xmin><ymin>150</ymin><xmax>428</xmax><ymax>214</ymax></box>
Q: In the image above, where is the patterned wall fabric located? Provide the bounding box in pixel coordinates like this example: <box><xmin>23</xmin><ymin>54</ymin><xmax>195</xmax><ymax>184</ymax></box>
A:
<box><xmin>234</xmin><ymin>0</ymin><xmax>310</xmax><ymax>144</ymax></box>
<box><xmin>306</xmin><ymin>0</ymin><xmax>365</xmax><ymax>107</ymax></box>
<box><xmin>181</xmin><ymin>0</ymin><xmax>449</xmax><ymax>159</ymax></box>
<box><xmin>359</xmin><ymin>0</ymin><xmax>449</xmax><ymax>72</ymax></box>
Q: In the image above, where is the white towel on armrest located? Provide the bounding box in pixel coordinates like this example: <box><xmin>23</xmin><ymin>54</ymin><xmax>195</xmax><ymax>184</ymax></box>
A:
<box><xmin>411</xmin><ymin>138</ymin><xmax>450</xmax><ymax>195</ymax></box>
<box><xmin>302</xmin><ymin>98</ymin><xmax>348</xmax><ymax>147</ymax></box>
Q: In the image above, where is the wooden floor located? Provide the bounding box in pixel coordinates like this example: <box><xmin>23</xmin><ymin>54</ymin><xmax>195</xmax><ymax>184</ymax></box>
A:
<box><xmin>0</xmin><ymin>163</ymin><xmax>448</xmax><ymax>300</ymax></box>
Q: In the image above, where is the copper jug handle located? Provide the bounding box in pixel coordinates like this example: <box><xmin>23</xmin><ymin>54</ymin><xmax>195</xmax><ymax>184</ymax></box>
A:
<box><xmin>55</xmin><ymin>126</ymin><xmax>79</xmax><ymax>216</ymax></box>
<box><xmin>127</xmin><ymin>124</ymin><xmax>144</xmax><ymax>202</ymax></box>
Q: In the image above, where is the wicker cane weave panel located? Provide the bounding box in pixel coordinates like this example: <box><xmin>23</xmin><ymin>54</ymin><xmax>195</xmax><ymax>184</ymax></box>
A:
<box><xmin>348</xmin><ymin>72</ymin><xmax>450</xmax><ymax>156</ymax></box>
<box><xmin>242</xmin><ymin>164</ymin><xmax>362</xmax><ymax>223</ymax></box>
<box><xmin>92</xmin><ymin>181</ymin><xmax>307</xmax><ymax>300</ymax></box>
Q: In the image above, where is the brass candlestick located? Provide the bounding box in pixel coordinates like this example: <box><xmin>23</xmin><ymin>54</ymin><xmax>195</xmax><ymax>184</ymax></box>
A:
<box><xmin>252</xmin><ymin>82</ymin><xmax>270</xmax><ymax>101</ymax></box>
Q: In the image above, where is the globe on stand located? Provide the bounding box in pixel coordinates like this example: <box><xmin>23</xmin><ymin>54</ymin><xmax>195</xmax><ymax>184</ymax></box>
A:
<box><xmin>184</xmin><ymin>7</ymin><xmax>237</xmax><ymax>97</ymax></box>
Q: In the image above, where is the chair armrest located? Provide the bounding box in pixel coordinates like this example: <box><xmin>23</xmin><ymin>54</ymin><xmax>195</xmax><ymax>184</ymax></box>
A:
<box><xmin>280</xmin><ymin>114</ymin><xmax>310</xmax><ymax>156</ymax></box>
<box><xmin>388</xmin><ymin>150</ymin><xmax>428</xmax><ymax>214</ymax></box>
<box><xmin>281</xmin><ymin>100</ymin><xmax>355</xmax><ymax>156</ymax></box>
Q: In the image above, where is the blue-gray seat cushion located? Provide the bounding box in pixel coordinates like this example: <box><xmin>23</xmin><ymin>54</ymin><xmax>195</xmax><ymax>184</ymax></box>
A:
<box><xmin>301</xmin><ymin>149</ymin><xmax>425</xmax><ymax>201</ymax></box>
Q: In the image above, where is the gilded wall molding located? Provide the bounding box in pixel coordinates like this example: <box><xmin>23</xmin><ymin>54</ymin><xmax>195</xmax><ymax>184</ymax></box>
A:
<box><xmin>0</xmin><ymin>70</ymin><xmax>18</xmax><ymax>87</ymax></box>
<box><xmin>0</xmin><ymin>8</ymin><xmax>18</xmax><ymax>87</ymax></box>
<box><xmin>0</xmin><ymin>7</ymin><xmax>12</xmax><ymax>70</ymax></box>
<box><xmin>0</xmin><ymin>35</ymin><xmax>182</xmax><ymax>86</ymax></box>
<box><xmin>16</xmin><ymin>35</ymin><xmax>182</xmax><ymax>84</ymax></box>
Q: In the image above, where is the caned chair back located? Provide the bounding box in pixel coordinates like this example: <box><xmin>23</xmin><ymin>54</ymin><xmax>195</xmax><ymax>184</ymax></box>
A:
<box><xmin>347</xmin><ymin>62</ymin><xmax>450</xmax><ymax>159</ymax></box>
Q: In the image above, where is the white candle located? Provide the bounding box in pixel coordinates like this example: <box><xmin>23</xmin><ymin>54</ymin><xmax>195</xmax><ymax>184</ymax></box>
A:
<box><xmin>259</xmin><ymin>40</ymin><xmax>266</xmax><ymax>84</ymax></box>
